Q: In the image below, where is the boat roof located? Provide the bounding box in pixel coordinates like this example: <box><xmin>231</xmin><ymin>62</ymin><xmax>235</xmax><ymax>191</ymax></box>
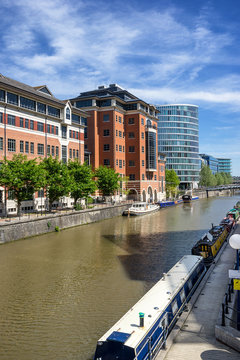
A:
<box><xmin>97</xmin><ymin>255</ymin><xmax>203</xmax><ymax>349</ymax></box>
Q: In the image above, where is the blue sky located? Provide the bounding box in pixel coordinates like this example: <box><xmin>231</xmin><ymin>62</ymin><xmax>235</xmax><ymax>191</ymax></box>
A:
<box><xmin>0</xmin><ymin>0</ymin><xmax>240</xmax><ymax>174</ymax></box>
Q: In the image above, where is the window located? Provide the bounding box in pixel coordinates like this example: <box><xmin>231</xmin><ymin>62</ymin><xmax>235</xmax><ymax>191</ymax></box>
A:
<box><xmin>66</xmin><ymin>107</ymin><xmax>70</xmax><ymax>120</ymax></box>
<box><xmin>119</xmin><ymin>131</ymin><xmax>122</xmax><ymax>137</ymax></box>
<box><xmin>104</xmin><ymin>159</ymin><xmax>110</xmax><ymax>166</ymax></box>
<box><xmin>37</xmin><ymin>102</ymin><xmax>46</xmax><ymax>114</ymax></box>
<box><xmin>20</xmin><ymin>118</ymin><xmax>24</xmax><ymax>127</ymax></box>
<box><xmin>7</xmin><ymin>92</ymin><xmax>18</xmax><ymax>105</ymax></box>
<box><xmin>141</xmin><ymin>132</ymin><xmax>144</xmax><ymax>139</ymax></box>
<box><xmin>30</xmin><ymin>120</ymin><xmax>34</xmax><ymax>130</ymax></box>
<box><xmin>56</xmin><ymin>146</ymin><xmax>59</xmax><ymax>157</ymax></box>
<box><xmin>76</xmin><ymin>150</ymin><xmax>79</xmax><ymax>158</ymax></box>
<box><xmin>154</xmin><ymin>174</ymin><xmax>157</xmax><ymax>180</ymax></box>
<box><xmin>0</xmin><ymin>113</ymin><xmax>3</xmax><ymax>123</ymax></box>
<box><xmin>128</xmin><ymin>132</ymin><xmax>135</xmax><ymax>138</ymax></box>
<box><xmin>142</xmin><ymin>146</ymin><xmax>144</xmax><ymax>153</ymax></box>
<box><xmin>119</xmin><ymin>116</ymin><xmax>122</xmax><ymax>123</ymax></box>
<box><xmin>20</xmin><ymin>140</ymin><xmax>24</xmax><ymax>153</ymax></box>
<box><xmin>103</xmin><ymin>129</ymin><xmax>110</xmax><ymax>136</ymax></box>
<box><xmin>116</xmin><ymin>159</ymin><xmax>118</xmax><ymax>165</ymax></box>
<box><xmin>38</xmin><ymin>143</ymin><xmax>44</xmax><ymax>155</ymax></box>
<box><xmin>8</xmin><ymin>115</ymin><xmax>15</xmax><ymax>126</ymax></box>
<box><xmin>8</xmin><ymin>139</ymin><xmax>16</xmax><ymax>152</ymax></box>
<box><xmin>116</xmin><ymin>144</ymin><xmax>118</xmax><ymax>151</ymax></box>
<box><xmin>30</xmin><ymin>142</ymin><xmax>34</xmax><ymax>154</ymax></box>
<box><xmin>142</xmin><ymin>160</ymin><xmax>144</xmax><ymax>166</ymax></box>
<box><xmin>47</xmin><ymin>145</ymin><xmax>50</xmax><ymax>155</ymax></box>
<box><xmin>129</xmin><ymin>146</ymin><xmax>135</xmax><ymax>152</ymax></box>
<box><xmin>116</xmin><ymin>130</ymin><xmax>118</xmax><ymax>136</ymax></box>
<box><xmin>119</xmin><ymin>145</ymin><xmax>122</xmax><ymax>152</ymax></box>
<box><xmin>8</xmin><ymin>189</ymin><xmax>15</xmax><ymax>200</ymax></box>
<box><xmin>20</xmin><ymin>96</ymin><xmax>36</xmax><ymax>111</ymax></box>
<box><xmin>25</xmin><ymin>119</ymin><xmax>29</xmax><ymax>128</ymax></box>
<box><xmin>75</xmin><ymin>99</ymin><xmax>92</xmax><ymax>108</ymax></box>
<box><xmin>62</xmin><ymin>145</ymin><xmax>67</xmax><ymax>163</ymax></box>
<box><xmin>48</xmin><ymin>105</ymin><xmax>60</xmax><ymax>118</ymax></box>
<box><xmin>104</xmin><ymin>144</ymin><xmax>110</xmax><ymax>151</ymax></box>
<box><xmin>51</xmin><ymin>125</ymin><xmax>54</xmax><ymax>134</ymax></box>
<box><xmin>69</xmin><ymin>149</ymin><xmax>72</xmax><ymax>158</ymax></box>
<box><xmin>0</xmin><ymin>137</ymin><xmax>3</xmax><ymax>150</ymax></box>
<box><xmin>51</xmin><ymin>146</ymin><xmax>55</xmax><ymax>156</ymax></box>
<box><xmin>103</xmin><ymin>114</ymin><xmax>110</xmax><ymax>122</ymax></box>
<box><xmin>128</xmin><ymin>118</ymin><xmax>134</xmax><ymax>124</ymax></box>
<box><xmin>119</xmin><ymin>159</ymin><xmax>122</xmax><ymax>168</ymax></box>
<box><xmin>37</xmin><ymin>122</ymin><xmax>44</xmax><ymax>132</ymax></box>
<box><xmin>129</xmin><ymin>174</ymin><xmax>135</xmax><ymax>180</ymax></box>
<box><xmin>142</xmin><ymin>174</ymin><xmax>145</xmax><ymax>180</ymax></box>
<box><xmin>47</xmin><ymin>124</ymin><xmax>51</xmax><ymax>133</ymax></box>
<box><xmin>123</xmin><ymin>160</ymin><xmax>125</xmax><ymax>167</ymax></box>
<box><xmin>84</xmin><ymin>127</ymin><xmax>87</xmax><ymax>139</ymax></box>
<box><xmin>116</xmin><ymin>115</ymin><xmax>118</xmax><ymax>122</ymax></box>
<box><xmin>56</xmin><ymin>127</ymin><xmax>59</xmax><ymax>135</ymax></box>
<box><xmin>25</xmin><ymin>141</ymin><xmax>29</xmax><ymax>153</ymax></box>
<box><xmin>62</xmin><ymin>125</ymin><xmax>67</xmax><ymax>139</ymax></box>
<box><xmin>141</xmin><ymin>118</ymin><xmax>144</xmax><ymax>125</ymax></box>
<box><xmin>38</xmin><ymin>189</ymin><xmax>44</xmax><ymax>197</ymax></box>
<box><xmin>73</xmin><ymin>149</ymin><xmax>76</xmax><ymax>158</ymax></box>
<box><xmin>0</xmin><ymin>90</ymin><xmax>5</xmax><ymax>102</ymax></box>
<box><xmin>129</xmin><ymin>160</ymin><xmax>135</xmax><ymax>166</ymax></box>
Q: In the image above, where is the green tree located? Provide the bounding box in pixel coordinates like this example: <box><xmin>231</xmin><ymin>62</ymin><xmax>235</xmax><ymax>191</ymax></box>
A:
<box><xmin>199</xmin><ymin>164</ymin><xmax>214</xmax><ymax>187</ymax></box>
<box><xmin>165</xmin><ymin>169</ymin><xmax>180</xmax><ymax>198</ymax></box>
<box><xmin>95</xmin><ymin>166</ymin><xmax>121</xmax><ymax>196</ymax></box>
<box><xmin>68</xmin><ymin>160</ymin><xmax>96</xmax><ymax>207</ymax></box>
<box><xmin>215</xmin><ymin>172</ymin><xmax>224</xmax><ymax>186</ymax></box>
<box><xmin>0</xmin><ymin>154</ymin><xmax>45</xmax><ymax>216</ymax></box>
<box><xmin>42</xmin><ymin>156</ymin><xmax>71</xmax><ymax>211</ymax></box>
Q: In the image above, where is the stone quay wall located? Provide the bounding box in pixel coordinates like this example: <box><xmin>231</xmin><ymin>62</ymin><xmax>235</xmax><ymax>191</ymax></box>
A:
<box><xmin>0</xmin><ymin>204</ymin><xmax>130</xmax><ymax>244</ymax></box>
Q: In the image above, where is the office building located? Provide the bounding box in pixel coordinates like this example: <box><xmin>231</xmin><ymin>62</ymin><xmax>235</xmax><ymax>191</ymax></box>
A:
<box><xmin>217</xmin><ymin>158</ymin><xmax>231</xmax><ymax>174</ymax></box>
<box><xmin>156</xmin><ymin>104</ymin><xmax>200</xmax><ymax>189</ymax></box>
<box><xmin>199</xmin><ymin>154</ymin><xmax>219</xmax><ymax>174</ymax></box>
<box><xmin>70</xmin><ymin>84</ymin><xmax>166</xmax><ymax>202</ymax></box>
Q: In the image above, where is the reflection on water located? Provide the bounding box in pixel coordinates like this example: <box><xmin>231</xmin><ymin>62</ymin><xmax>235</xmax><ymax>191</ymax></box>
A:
<box><xmin>0</xmin><ymin>196</ymin><xmax>238</xmax><ymax>360</ymax></box>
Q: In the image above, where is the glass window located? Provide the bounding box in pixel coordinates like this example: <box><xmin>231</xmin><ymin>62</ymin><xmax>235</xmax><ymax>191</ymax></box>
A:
<box><xmin>47</xmin><ymin>145</ymin><xmax>50</xmax><ymax>155</ymax></box>
<box><xmin>129</xmin><ymin>160</ymin><xmax>135</xmax><ymax>166</ymax></box>
<box><xmin>20</xmin><ymin>96</ymin><xmax>36</xmax><ymax>111</ymax></box>
<box><xmin>20</xmin><ymin>140</ymin><xmax>24</xmax><ymax>153</ymax></box>
<box><xmin>75</xmin><ymin>99</ymin><xmax>92</xmax><ymax>107</ymax></box>
<box><xmin>142</xmin><ymin>174</ymin><xmax>145</xmax><ymax>180</ymax></box>
<box><xmin>0</xmin><ymin>137</ymin><xmax>3</xmax><ymax>150</ymax></box>
<box><xmin>104</xmin><ymin>144</ymin><xmax>110</xmax><ymax>151</ymax></box>
<box><xmin>104</xmin><ymin>159</ymin><xmax>110</xmax><ymax>166</ymax></box>
<box><xmin>8</xmin><ymin>139</ymin><xmax>16</xmax><ymax>152</ymax></box>
<box><xmin>56</xmin><ymin>146</ymin><xmax>59</xmax><ymax>157</ymax></box>
<box><xmin>103</xmin><ymin>114</ymin><xmax>110</xmax><ymax>122</ymax></box>
<box><xmin>119</xmin><ymin>131</ymin><xmax>122</xmax><ymax>137</ymax></box>
<box><xmin>37</xmin><ymin>102</ymin><xmax>46</xmax><ymax>114</ymax></box>
<box><xmin>129</xmin><ymin>174</ymin><xmax>135</xmax><ymax>180</ymax></box>
<box><xmin>47</xmin><ymin>124</ymin><xmax>51</xmax><ymax>133</ymax></box>
<box><xmin>20</xmin><ymin>118</ymin><xmax>24</xmax><ymax>127</ymax></box>
<box><xmin>8</xmin><ymin>115</ymin><xmax>15</xmax><ymax>126</ymax></box>
<box><xmin>25</xmin><ymin>119</ymin><xmax>29</xmax><ymax>128</ymax></box>
<box><xmin>141</xmin><ymin>132</ymin><xmax>144</xmax><ymax>139</ymax></box>
<box><xmin>51</xmin><ymin>146</ymin><xmax>55</xmax><ymax>156</ymax></box>
<box><xmin>128</xmin><ymin>118</ymin><xmax>134</xmax><ymax>124</ymax></box>
<box><xmin>142</xmin><ymin>160</ymin><xmax>144</xmax><ymax>166</ymax></box>
<box><xmin>37</xmin><ymin>122</ymin><xmax>44</xmax><ymax>132</ymax></box>
<box><xmin>72</xmin><ymin>113</ymin><xmax>80</xmax><ymax>124</ymax></box>
<box><xmin>0</xmin><ymin>90</ymin><xmax>5</xmax><ymax>102</ymax></box>
<box><xmin>103</xmin><ymin>129</ymin><xmax>110</xmax><ymax>136</ymax></box>
<box><xmin>119</xmin><ymin>145</ymin><xmax>122</xmax><ymax>152</ymax></box>
<box><xmin>119</xmin><ymin>159</ymin><xmax>122</xmax><ymax>168</ymax></box>
<box><xmin>30</xmin><ymin>120</ymin><xmax>34</xmax><ymax>130</ymax></box>
<box><xmin>51</xmin><ymin>125</ymin><xmax>54</xmax><ymax>134</ymax></box>
<box><xmin>61</xmin><ymin>125</ymin><xmax>67</xmax><ymax>139</ymax></box>
<box><xmin>129</xmin><ymin>146</ymin><xmax>135</xmax><ymax>152</ymax></box>
<box><xmin>119</xmin><ymin>116</ymin><xmax>122</xmax><ymax>123</ymax></box>
<box><xmin>48</xmin><ymin>105</ymin><xmax>60</xmax><ymax>118</ymax></box>
<box><xmin>0</xmin><ymin>113</ymin><xmax>3</xmax><ymax>123</ymax></box>
<box><xmin>73</xmin><ymin>149</ymin><xmax>76</xmax><ymax>159</ymax></box>
<box><xmin>66</xmin><ymin>107</ymin><xmax>70</xmax><ymax>120</ymax></box>
<box><xmin>62</xmin><ymin>145</ymin><xmax>67</xmax><ymax>163</ymax></box>
<box><xmin>30</xmin><ymin>142</ymin><xmax>34</xmax><ymax>154</ymax></box>
<box><xmin>56</xmin><ymin>127</ymin><xmax>59</xmax><ymax>135</ymax></box>
<box><xmin>116</xmin><ymin>144</ymin><xmax>118</xmax><ymax>151</ymax></box>
<box><xmin>37</xmin><ymin>143</ymin><xmax>44</xmax><ymax>155</ymax></box>
<box><xmin>25</xmin><ymin>141</ymin><xmax>29</xmax><ymax>153</ymax></box>
<box><xmin>142</xmin><ymin>146</ymin><xmax>144</xmax><ymax>153</ymax></box>
<box><xmin>69</xmin><ymin>148</ymin><xmax>72</xmax><ymax>158</ymax></box>
<box><xmin>7</xmin><ymin>92</ymin><xmax>18</xmax><ymax>105</ymax></box>
<box><xmin>128</xmin><ymin>132</ymin><xmax>135</xmax><ymax>138</ymax></box>
<box><xmin>141</xmin><ymin>118</ymin><xmax>144</xmax><ymax>125</ymax></box>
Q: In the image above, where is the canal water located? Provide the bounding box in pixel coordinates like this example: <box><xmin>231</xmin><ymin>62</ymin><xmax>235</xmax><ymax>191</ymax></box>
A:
<box><xmin>0</xmin><ymin>195</ymin><xmax>238</xmax><ymax>360</ymax></box>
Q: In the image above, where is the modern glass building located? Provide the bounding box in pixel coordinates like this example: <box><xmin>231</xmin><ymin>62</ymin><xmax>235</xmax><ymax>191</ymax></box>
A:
<box><xmin>156</xmin><ymin>104</ymin><xmax>200</xmax><ymax>189</ymax></box>
<box><xmin>217</xmin><ymin>158</ymin><xmax>231</xmax><ymax>174</ymax></box>
<box><xmin>199</xmin><ymin>154</ymin><xmax>219</xmax><ymax>174</ymax></box>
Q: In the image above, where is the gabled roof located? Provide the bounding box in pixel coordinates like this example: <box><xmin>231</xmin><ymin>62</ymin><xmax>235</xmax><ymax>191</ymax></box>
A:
<box><xmin>33</xmin><ymin>85</ymin><xmax>53</xmax><ymax>96</ymax></box>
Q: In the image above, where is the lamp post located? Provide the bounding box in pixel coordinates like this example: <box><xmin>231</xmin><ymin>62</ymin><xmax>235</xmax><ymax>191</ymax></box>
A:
<box><xmin>229</xmin><ymin>234</ymin><xmax>240</xmax><ymax>330</ymax></box>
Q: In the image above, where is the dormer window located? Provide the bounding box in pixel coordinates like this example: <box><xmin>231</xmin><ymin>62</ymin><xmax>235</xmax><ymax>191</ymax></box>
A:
<box><xmin>66</xmin><ymin>107</ymin><xmax>71</xmax><ymax>120</ymax></box>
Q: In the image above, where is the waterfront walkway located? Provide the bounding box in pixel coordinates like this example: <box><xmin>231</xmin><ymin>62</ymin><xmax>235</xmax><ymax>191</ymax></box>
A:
<box><xmin>157</xmin><ymin>224</ymin><xmax>240</xmax><ymax>360</ymax></box>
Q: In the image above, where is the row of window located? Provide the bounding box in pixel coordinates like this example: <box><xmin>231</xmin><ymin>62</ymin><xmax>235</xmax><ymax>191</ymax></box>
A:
<box><xmin>158</xmin><ymin>116</ymin><xmax>198</xmax><ymax>124</ymax></box>
<box><xmin>167</xmin><ymin>164</ymin><xmax>200</xmax><ymax>170</ymax></box>
<box><xmin>161</xmin><ymin>146</ymin><xmax>199</xmax><ymax>153</ymax></box>
<box><xmin>167</xmin><ymin>158</ymin><xmax>200</xmax><ymax>165</ymax></box>
<box><xmin>69</xmin><ymin>129</ymin><xmax>80</xmax><ymax>140</ymax></box>
<box><xmin>158</xmin><ymin>121</ymin><xmax>199</xmax><ymax>130</ymax></box>
<box><xmin>159</xmin><ymin>128</ymin><xmax>198</xmax><ymax>135</ymax></box>
<box><xmin>103</xmin><ymin>144</ymin><xmax>145</xmax><ymax>153</ymax></box>
<box><xmin>0</xmin><ymin>90</ymin><xmax>61</xmax><ymax>118</ymax></box>
<box><xmin>159</xmin><ymin>140</ymin><xmax>199</xmax><ymax>147</ymax></box>
<box><xmin>0</xmin><ymin>137</ymin><xmax>60</xmax><ymax>156</ymax></box>
<box><xmin>69</xmin><ymin>148</ymin><xmax>79</xmax><ymax>159</ymax></box>
<box><xmin>159</xmin><ymin>134</ymin><xmax>198</xmax><ymax>141</ymax></box>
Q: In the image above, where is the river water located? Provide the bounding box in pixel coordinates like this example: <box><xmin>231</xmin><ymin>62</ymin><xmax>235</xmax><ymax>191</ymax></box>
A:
<box><xmin>0</xmin><ymin>195</ymin><xmax>238</xmax><ymax>360</ymax></box>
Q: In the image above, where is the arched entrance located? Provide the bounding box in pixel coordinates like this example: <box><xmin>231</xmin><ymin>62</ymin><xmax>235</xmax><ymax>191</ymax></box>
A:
<box><xmin>148</xmin><ymin>186</ymin><xmax>153</xmax><ymax>203</ymax></box>
<box><xmin>127</xmin><ymin>189</ymin><xmax>138</xmax><ymax>201</ymax></box>
<box><xmin>154</xmin><ymin>189</ymin><xmax>158</xmax><ymax>203</ymax></box>
<box><xmin>142</xmin><ymin>189</ymin><xmax>146</xmax><ymax>202</ymax></box>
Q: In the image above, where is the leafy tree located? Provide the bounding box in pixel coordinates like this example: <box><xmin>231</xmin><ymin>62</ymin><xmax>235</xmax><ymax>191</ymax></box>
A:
<box><xmin>0</xmin><ymin>154</ymin><xmax>45</xmax><ymax>216</ymax></box>
<box><xmin>199</xmin><ymin>164</ymin><xmax>213</xmax><ymax>187</ymax></box>
<box><xmin>165</xmin><ymin>169</ymin><xmax>180</xmax><ymax>198</ymax></box>
<box><xmin>215</xmin><ymin>172</ymin><xmax>224</xmax><ymax>186</ymax></box>
<box><xmin>42</xmin><ymin>156</ymin><xmax>71</xmax><ymax>211</ymax></box>
<box><xmin>95</xmin><ymin>166</ymin><xmax>121</xmax><ymax>196</ymax></box>
<box><xmin>68</xmin><ymin>160</ymin><xmax>96</xmax><ymax>207</ymax></box>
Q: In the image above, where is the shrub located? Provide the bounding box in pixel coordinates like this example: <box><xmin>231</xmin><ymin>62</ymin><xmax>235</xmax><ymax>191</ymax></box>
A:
<box><xmin>55</xmin><ymin>226</ymin><xmax>60</xmax><ymax>232</ymax></box>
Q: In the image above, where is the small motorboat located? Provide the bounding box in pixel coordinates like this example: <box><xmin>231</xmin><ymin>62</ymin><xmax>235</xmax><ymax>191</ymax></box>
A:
<box><xmin>123</xmin><ymin>202</ymin><xmax>160</xmax><ymax>216</ymax></box>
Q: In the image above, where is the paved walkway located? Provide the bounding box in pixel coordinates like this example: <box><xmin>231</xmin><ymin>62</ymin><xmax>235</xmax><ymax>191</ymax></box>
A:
<box><xmin>157</xmin><ymin>224</ymin><xmax>240</xmax><ymax>360</ymax></box>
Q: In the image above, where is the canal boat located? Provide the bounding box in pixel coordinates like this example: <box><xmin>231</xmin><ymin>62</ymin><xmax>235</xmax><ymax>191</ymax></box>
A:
<box><xmin>182</xmin><ymin>194</ymin><xmax>192</xmax><ymax>203</ymax></box>
<box><xmin>226</xmin><ymin>208</ymin><xmax>239</xmax><ymax>221</ymax></box>
<box><xmin>191</xmin><ymin>224</ymin><xmax>228</xmax><ymax>265</ymax></box>
<box><xmin>93</xmin><ymin>255</ymin><xmax>206</xmax><ymax>360</ymax></box>
<box><xmin>122</xmin><ymin>202</ymin><xmax>159</xmax><ymax>216</ymax></box>
<box><xmin>234</xmin><ymin>201</ymin><xmax>240</xmax><ymax>212</ymax></box>
<box><xmin>220</xmin><ymin>217</ymin><xmax>235</xmax><ymax>233</ymax></box>
<box><xmin>158</xmin><ymin>199</ymin><xmax>183</xmax><ymax>208</ymax></box>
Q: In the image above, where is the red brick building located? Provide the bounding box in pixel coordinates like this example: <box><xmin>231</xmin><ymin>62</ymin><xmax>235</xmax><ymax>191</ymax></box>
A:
<box><xmin>71</xmin><ymin>84</ymin><xmax>166</xmax><ymax>202</ymax></box>
<box><xmin>0</xmin><ymin>74</ymin><xmax>87</xmax><ymax>215</ymax></box>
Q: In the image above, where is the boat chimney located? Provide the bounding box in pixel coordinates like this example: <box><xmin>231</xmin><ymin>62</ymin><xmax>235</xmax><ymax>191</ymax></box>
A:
<box><xmin>139</xmin><ymin>312</ymin><xmax>144</xmax><ymax>327</ymax></box>
<box><xmin>212</xmin><ymin>223</ymin><xmax>214</xmax><ymax>229</ymax></box>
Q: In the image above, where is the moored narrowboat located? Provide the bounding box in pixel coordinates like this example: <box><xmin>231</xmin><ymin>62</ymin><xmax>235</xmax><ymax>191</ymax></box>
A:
<box><xmin>234</xmin><ymin>201</ymin><xmax>240</xmax><ymax>212</ymax></box>
<box><xmin>191</xmin><ymin>224</ymin><xmax>228</xmax><ymax>265</ymax></box>
<box><xmin>220</xmin><ymin>217</ymin><xmax>235</xmax><ymax>233</ymax></box>
<box><xmin>182</xmin><ymin>194</ymin><xmax>192</xmax><ymax>203</ymax></box>
<box><xmin>226</xmin><ymin>208</ymin><xmax>239</xmax><ymax>221</ymax></box>
<box><xmin>93</xmin><ymin>255</ymin><xmax>206</xmax><ymax>360</ymax></box>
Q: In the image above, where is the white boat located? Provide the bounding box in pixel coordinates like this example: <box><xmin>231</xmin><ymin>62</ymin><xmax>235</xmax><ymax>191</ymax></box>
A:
<box><xmin>123</xmin><ymin>202</ymin><xmax>160</xmax><ymax>216</ymax></box>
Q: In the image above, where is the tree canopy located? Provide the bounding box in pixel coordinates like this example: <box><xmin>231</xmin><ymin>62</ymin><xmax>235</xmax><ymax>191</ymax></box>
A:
<box><xmin>165</xmin><ymin>169</ymin><xmax>180</xmax><ymax>198</ymax></box>
<box><xmin>95</xmin><ymin>166</ymin><xmax>121</xmax><ymax>196</ymax></box>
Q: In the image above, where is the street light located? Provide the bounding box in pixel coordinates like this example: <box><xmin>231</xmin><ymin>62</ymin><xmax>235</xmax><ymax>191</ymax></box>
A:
<box><xmin>229</xmin><ymin>234</ymin><xmax>240</xmax><ymax>330</ymax></box>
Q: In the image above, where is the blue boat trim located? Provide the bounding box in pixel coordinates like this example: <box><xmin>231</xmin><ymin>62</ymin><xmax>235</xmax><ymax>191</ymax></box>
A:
<box><xmin>107</xmin><ymin>331</ymin><xmax>132</xmax><ymax>343</ymax></box>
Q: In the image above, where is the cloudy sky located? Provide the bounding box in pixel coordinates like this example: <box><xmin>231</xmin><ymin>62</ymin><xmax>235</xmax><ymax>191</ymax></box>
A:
<box><xmin>0</xmin><ymin>0</ymin><xmax>239</xmax><ymax>174</ymax></box>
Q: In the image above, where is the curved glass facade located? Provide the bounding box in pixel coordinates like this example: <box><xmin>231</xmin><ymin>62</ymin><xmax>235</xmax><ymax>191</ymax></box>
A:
<box><xmin>156</xmin><ymin>104</ymin><xmax>200</xmax><ymax>189</ymax></box>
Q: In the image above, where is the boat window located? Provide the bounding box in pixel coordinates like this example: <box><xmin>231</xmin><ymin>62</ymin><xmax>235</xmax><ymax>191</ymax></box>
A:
<box><xmin>171</xmin><ymin>299</ymin><xmax>178</xmax><ymax>315</ymax></box>
<box><xmin>187</xmin><ymin>279</ymin><xmax>192</xmax><ymax>290</ymax></box>
<box><xmin>180</xmin><ymin>288</ymin><xmax>185</xmax><ymax>303</ymax></box>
